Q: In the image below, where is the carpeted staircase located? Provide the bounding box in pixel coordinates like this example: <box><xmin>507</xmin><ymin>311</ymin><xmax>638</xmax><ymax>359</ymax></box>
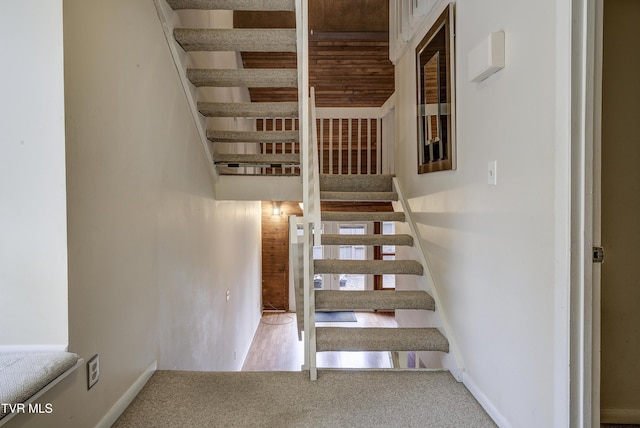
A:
<box><xmin>162</xmin><ymin>0</ymin><xmax>451</xmax><ymax>374</ymax></box>
<box><xmin>166</xmin><ymin>0</ymin><xmax>300</xmax><ymax>174</ymax></box>
<box><xmin>313</xmin><ymin>174</ymin><xmax>449</xmax><ymax>362</ymax></box>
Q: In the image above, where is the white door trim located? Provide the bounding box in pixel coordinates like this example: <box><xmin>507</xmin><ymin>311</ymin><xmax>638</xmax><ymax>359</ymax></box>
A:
<box><xmin>570</xmin><ymin>0</ymin><xmax>600</xmax><ymax>425</ymax></box>
<box><xmin>592</xmin><ymin>0</ymin><xmax>604</xmax><ymax>424</ymax></box>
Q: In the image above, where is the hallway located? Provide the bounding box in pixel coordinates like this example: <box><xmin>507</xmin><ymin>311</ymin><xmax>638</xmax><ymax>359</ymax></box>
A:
<box><xmin>242</xmin><ymin>311</ymin><xmax>398</xmax><ymax>371</ymax></box>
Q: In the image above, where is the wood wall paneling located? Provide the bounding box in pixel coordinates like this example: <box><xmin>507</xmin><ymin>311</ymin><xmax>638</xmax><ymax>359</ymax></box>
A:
<box><xmin>235</xmin><ymin>0</ymin><xmax>393</xmax><ymax>108</ymax></box>
<box><xmin>234</xmin><ymin>0</ymin><xmax>388</xmax><ymax>33</ymax></box>
<box><xmin>241</xmin><ymin>38</ymin><xmax>394</xmax><ymax>108</ymax></box>
<box><xmin>261</xmin><ymin>202</ymin><xmax>304</xmax><ymax>311</ymax></box>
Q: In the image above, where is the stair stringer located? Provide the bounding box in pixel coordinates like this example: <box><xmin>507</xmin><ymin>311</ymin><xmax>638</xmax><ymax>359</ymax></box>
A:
<box><xmin>154</xmin><ymin>0</ymin><xmax>219</xmax><ymax>195</ymax></box>
<box><xmin>392</xmin><ymin>177</ymin><xmax>464</xmax><ymax>380</ymax></box>
<box><xmin>154</xmin><ymin>0</ymin><xmax>260</xmax><ymax>197</ymax></box>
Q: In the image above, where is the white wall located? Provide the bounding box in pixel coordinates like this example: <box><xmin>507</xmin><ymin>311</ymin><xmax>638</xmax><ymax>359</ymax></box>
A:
<box><xmin>393</xmin><ymin>1</ymin><xmax>571</xmax><ymax>427</ymax></box>
<box><xmin>4</xmin><ymin>1</ymin><xmax>261</xmax><ymax>427</ymax></box>
<box><xmin>0</xmin><ymin>1</ymin><xmax>68</xmax><ymax>348</ymax></box>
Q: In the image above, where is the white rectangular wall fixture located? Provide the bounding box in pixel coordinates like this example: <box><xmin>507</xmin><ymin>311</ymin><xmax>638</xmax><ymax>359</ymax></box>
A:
<box><xmin>488</xmin><ymin>160</ymin><xmax>497</xmax><ymax>186</ymax></box>
<box><xmin>468</xmin><ymin>31</ymin><xmax>505</xmax><ymax>82</ymax></box>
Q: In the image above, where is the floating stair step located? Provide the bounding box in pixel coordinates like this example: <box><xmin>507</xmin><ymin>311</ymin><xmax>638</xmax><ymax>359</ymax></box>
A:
<box><xmin>320</xmin><ymin>234</ymin><xmax>413</xmax><ymax>247</ymax></box>
<box><xmin>167</xmin><ymin>0</ymin><xmax>295</xmax><ymax>11</ymax></box>
<box><xmin>320</xmin><ymin>191</ymin><xmax>398</xmax><ymax>202</ymax></box>
<box><xmin>321</xmin><ymin>211</ymin><xmax>405</xmax><ymax>223</ymax></box>
<box><xmin>315</xmin><ymin>290</ymin><xmax>435</xmax><ymax>311</ymax></box>
<box><xmin>319</xmin><ymin>174</ymin><xmax>394</xmax><ymax>192</ymax></box>
<box><xmin>187</xmin><ymin>68</ymin><xmax>298</xmax><ymax>88</ymax></box>
<box><xmin>174</xmin><ymin>28</ymin><xmax>297</xmax><ymax>52</ymax></box>
<box><xmin>316</xmin><ymin>327</ymin><xmax>449</xmax><ymax>352</ymax></box>
<box><xmin>198</xmin><ymin>102</ymin><xmax>298</xmax><ymax>118</ymax></box>
<box><xmin>213</xmin><ymin>153</ymin><xmax>299</xmax><ymax>165</ymax></box>
<box><xmin>314</xmin><ymin>259</ymin><xmax>423</xmax><ymax>276</ymax></box>
<box><xmin>207</xmin><ymin>130</ymin><xmax>299</xmax><ymax>143</ymax></box>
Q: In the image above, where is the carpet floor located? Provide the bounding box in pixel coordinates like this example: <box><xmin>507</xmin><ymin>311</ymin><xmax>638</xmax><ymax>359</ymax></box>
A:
<box><xmin>114</xmin><ymin>370</ymin><xmax>496</xmax><ymax>427</ymax></box>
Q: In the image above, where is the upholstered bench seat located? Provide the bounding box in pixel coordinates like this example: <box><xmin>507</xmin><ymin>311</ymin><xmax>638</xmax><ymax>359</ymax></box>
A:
<box><xmin>0</xmin><ymin>352</ymin><xmax>79</xmax><ymax>420</ymax></box>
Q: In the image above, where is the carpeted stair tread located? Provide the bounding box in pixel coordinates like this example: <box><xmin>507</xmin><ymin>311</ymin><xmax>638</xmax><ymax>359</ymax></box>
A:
<box><xmin>198</xmin><ymin>102</ymin><xmax>299</xmax><ymax>118</ymax></box>
<box><xmin>207</xmin><ymin>130</ymin><xmax>299</xmax><ymax>143</ymax></box>
<box><xmin>174</xmin><ymin>28</ymin><xmax>297</xmax><ymax>52</ymax></box>
<box><xmin>314</xmin><ymin>259</ymin><xmax>423</xmax><ymax>276</ymax></box>
<box><xmin>167</xmin><ymin>0</ymin><xmax>295</xmax><ymax>11</ymax></box>
<box><xmin>321</xmin><ymin>211</ymin><xmax>405</xmax><ymax>222</ymax></box>
<box><xmin>320</xmin><ymin>234</ymin><xmax>413</xmax><ymax>247</ymax></box>
<box><xmin>316</xmin><ymin>327</ymin><xmax>449</xmax><ymax>352</ymax></box>
<box><xmin>319</xmin><ymin>174</ymin><xmax>394</xmax><ymax>192</ymax></box>
<box><xmin>213</xmin><ymin>153</ymin><xmax>299</xmax><ymax>165</ymax></box>
<box><xmin>320</xmin><ymin>191</ymin><xmax>398</xmax><ymax>202</ymax></box>
<box><xmin>187</xmin><ymin>68</ymin><xmax>298</xmax><ymax>88</ymax></box>
<box><xmin>315</xmin><ymin>290</ymin><xmax>435</xmax><ymax>311</ymax></box>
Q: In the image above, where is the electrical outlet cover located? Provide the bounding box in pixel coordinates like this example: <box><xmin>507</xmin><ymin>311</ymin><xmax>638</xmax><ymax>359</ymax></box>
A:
<box><xmin>87</xmin><ymin>354</ymin><xmax>99</xmax><ymax>389</ymax></box>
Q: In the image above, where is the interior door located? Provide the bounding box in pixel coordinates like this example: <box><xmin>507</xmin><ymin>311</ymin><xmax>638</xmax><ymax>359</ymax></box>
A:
<box><xmin>599</xmin><ymin>0</ymin><xmax>640</xmax><ymax>422</ymax></box>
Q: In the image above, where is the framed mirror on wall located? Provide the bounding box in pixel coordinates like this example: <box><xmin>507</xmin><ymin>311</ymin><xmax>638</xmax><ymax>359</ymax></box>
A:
<box><xmin>416</xmin><ymin>4</ymin><xmax>456</xmax><ymax>174</ymax></box>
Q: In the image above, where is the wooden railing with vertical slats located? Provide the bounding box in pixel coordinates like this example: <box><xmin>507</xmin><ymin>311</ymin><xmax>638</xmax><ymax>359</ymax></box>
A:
<box><xmin>257</xmin><ymin>118</ymin><xmax>300</xmax><ymax>175</ymax></box>
<box><xmin>316</xmin><ymin>107</ymin><xmax>383</xmax><ymax>175</ymax></box>
<box><xmin>257</xmin><ymin>105</ymin><xmax>395</xmax><ymax>177</ymax></box>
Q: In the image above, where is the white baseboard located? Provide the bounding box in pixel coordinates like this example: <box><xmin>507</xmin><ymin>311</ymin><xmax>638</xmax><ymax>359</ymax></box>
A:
<box><xmin>601</xmin><ymin>408</ymin><xmax>640</xmax><ymax>424</ymax></box>
<box><xmin>442</xmin><ymin>352</ymin><xmax>462</xmax><ymax>381</ymax></box>
<box><xmin>95</xmin><ymin>360</ymin><xmax>157</xmax><ymax>428</ymax></box>
<box><xmin>463</xmin><ymin>372</ymin><xmax>511</xmax><ymax>428</ymax></box>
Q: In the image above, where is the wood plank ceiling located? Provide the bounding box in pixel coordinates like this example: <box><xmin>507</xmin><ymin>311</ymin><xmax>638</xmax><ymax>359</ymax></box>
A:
<box><xmin>234</xmin><ymin>0</ymin><xmax>394</xmax><ymax>107</ymax></box>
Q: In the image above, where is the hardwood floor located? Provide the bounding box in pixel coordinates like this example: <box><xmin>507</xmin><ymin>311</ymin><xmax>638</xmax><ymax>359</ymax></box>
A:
<box><xmin>242</xmin><ymin>311</ymin><xmax>397</xmax><ymax>371</ymax></box>
<box><xmin>242</xmin><ymin>312</ymin><xmax>303</xmax><ymax>371</ymax></box>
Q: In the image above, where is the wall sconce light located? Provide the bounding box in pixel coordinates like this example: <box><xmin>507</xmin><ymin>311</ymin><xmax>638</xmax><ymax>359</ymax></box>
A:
<box><xmin>272</xmin><ymin>201</ymin><xmax>281</xmax><ymax>216</ymax></box>
<box><xmin>298</xmin><ymin>202</ymin><xmax>304</xmax><ymax>211</ymax></box>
